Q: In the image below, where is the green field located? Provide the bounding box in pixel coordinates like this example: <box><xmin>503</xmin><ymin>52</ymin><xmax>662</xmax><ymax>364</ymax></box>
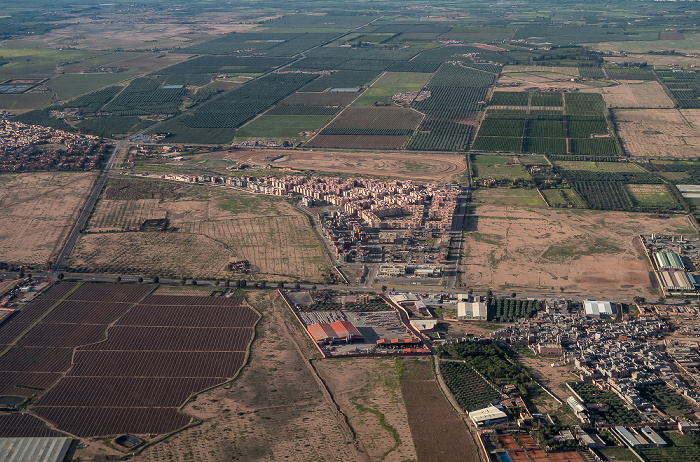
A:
<box><xmin>236</xmin><ymin>114</ymin><xmax>334</xmax><ymax>140</ymax></box>
<box><xmin>626</xmin><ymin>184</ymin><xmax>679</xmax><ymax>209</ymax></box>
<box><xmin>48</xmin><ymin>73</ymin><xmax>136</xmax><ymax>102</ymax></box>
<box><xmin>0</xmin><ymin>93</ymin><xmax>53</xmax><ymax>110</ymax></box>
<box><xmin>473</xmin><ymin>188</ymin><xmax>546</xmax><ymax>206</ymax></box>
<box><xmin>471</xmin><ymin>155</ymin><xmax>531</xmax><ymax>181</ymax></box>
<box><xmin>541</xmin><ymin>188</ymin><xmax>569</xmax><ymax>207</ymax></box>
<box><xmin>553</xmin><ymin>161</ymin><xmax>643</xmax><ymax>172</ymax></box>
<box><xmin>353</xmin><ymin>72</ymin><xmax>432</xmax><ymax>107</ymax></box>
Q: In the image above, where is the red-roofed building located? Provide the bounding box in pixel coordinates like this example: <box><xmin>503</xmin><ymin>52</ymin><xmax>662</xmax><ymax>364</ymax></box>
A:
<box><xmin>307</xmin><ymin>321</ymin><xmax>363</xmax><ymax>344</ymax></box>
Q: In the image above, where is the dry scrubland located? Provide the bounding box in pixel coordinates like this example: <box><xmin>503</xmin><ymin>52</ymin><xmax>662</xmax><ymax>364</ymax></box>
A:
<box><xmin>615</xmin><ymin>109</ymin><xmax>700</xmax><ymax>158</ymax></box>
<box><xmin>0</xmin><ymin>172</ymin><xmax>96</xmax><ymax>269</ymax></box>
<box><xmin>599</xmin><ymin>80</ymin><xmax>675</xmax><ymax>108</ymax></box>
<box><xmin>315</xmin><ymin>358</ymin><xmax>417</xmax><ymax>461</ymax></box>
<box><xmin>21</xmin><ymin>13</ymin><xmax>258</xmax><ymax>50</ymax></box>
<box><xmin>72</xmin><ymin>178</ymin><xmax>331</xmax><ymax>281</ymax></box>
<box><xmin>91</xmin><ymin>292</ymin><xmax>356</xmax><ymax>462</ymax></box>
<box><xmin>222</xmin><ymin>149</ymin><xmax>467</xmax><ymax>182</ymax></box>
<box><xmin>460</xmin><ymin>204</ymin><xmax>692</xmax><ymax>298</ymax></box>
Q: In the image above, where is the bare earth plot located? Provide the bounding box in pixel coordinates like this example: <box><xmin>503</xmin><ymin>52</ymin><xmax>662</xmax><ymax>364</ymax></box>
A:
<box><xmin>0</xmin><ymin>172</ymin><xmax>96</xmax><ymax>270</ymax></box>
<box><xmin>400</xmin><ymin>358</ymin><xmax>478</xmax><ymax>462</ymax></box>
<box><xmin>460</xmin><ymin>205</ymin><xmax>693</xmax><ymax>298</ymax></box>
<box><xmin>614</xmin><ymin>109</ymin><xmax>700</xmax><ymax>158</ymax></box>
<box><xmin>72</xmin><ymin>177</ymin><xmax>331</xmax><ymax>281</ymax></box>
<box><xmin>599</xmin><ymin>80</ymin><xmax>675</xmax><ymax>108</ymax></box>
<box><xmin>315</xmin><ymin>358</ymin><xmax>417</xmax><ymax>462</ymax></box>
<box><xmin>222</xmin><ymin>149</ymin><xmax>467</xmax><ymax>182</ymax></box>
<box><xmin>126</xmin><ymin>292</ymin><xmax>357</xmax><ymax>462</ymax></box>
<box><xmin>21</xmin><ymin>13</ymin><xmax>260</xmax><ymax>51</ymax></box>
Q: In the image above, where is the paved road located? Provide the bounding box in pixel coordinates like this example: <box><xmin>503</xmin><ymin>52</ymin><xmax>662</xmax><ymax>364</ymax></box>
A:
<box><xmin>53</xmin><ymin>138</ymin><xmax>127</xmax><ymax>273</ymax></box>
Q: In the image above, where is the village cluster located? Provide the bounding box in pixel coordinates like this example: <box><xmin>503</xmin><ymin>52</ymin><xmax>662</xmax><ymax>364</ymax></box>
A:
<box><xmin>0</xmin><ymin>118</ymin><xmax>105</xmax><ymax>171</ymax></box>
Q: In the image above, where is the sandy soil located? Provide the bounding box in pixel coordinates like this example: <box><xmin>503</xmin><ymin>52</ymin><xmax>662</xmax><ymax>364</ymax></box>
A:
<box><xmin>459</xmin><ymin>205</ymin><xmax>693</xmax><ymax>298</ymax></box>
<box><xmin>75</xmin><ymin>292</ymin><xmax>357</xmax><ymax>461</ymax></box>
<box><xmin>0</xmin><ymin>172</ymin><xmax>96</xmax><ymax>270</ymax></box>
<box><xmin>75</xmin><ymin>180</ymin><xmax>331</xmax><ymax>281</ymax></box>
<box><xmin>614</xmin><ymin>109</ymin><xmax>700</xmax><ymax>158</ymax></box>
<box><xmin>515</xmin><ymin>353</ymin><xmax>580</xmax><ymax>403</ymax></box>
<box><xmin>221</xmin><ymin>149</ymin><xmax>467</xmax><ymax>182</ymax></box>
<box><xmin>604</xmin><ymin>54</ymin><xmax>700</xmax><ymax>70</ymax></box>
<box><xmin>315</xmin><ymin>358</ymin><xmax>417</xmax><ymax>462</ymax></box>
<box><xmin>599</xmin><ymin>81</ymin><xmax>675</xmax><ymax>108</ymax></box>
<box><xmin>19</xmin><ymin>12</ymin><xmax>262</xmax><ymax>51</ymax></box>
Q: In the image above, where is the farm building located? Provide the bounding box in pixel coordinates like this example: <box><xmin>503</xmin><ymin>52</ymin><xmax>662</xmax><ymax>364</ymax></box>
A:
<box><xmin>307</xmin><ymin>320</ymin><xmax>363</xmax><ymax>344</ymax></box>
<box><xmin>469</xmin><ymin>404</ymin><xmax>509</xmax><ymax>427</ymax></box>
<box><xmin>654</xmin><ymin>251</ymin><xmax>685</xmax><ymax>270</ymax></box>
<box><xmin>0</xmin><ymin>437</ymin><xmax>73</xmax><ymax>462</ymax></box>
<box><xmin>584</xmin><ymin>300</ymin><xmax>615</xmax><ymax>317</ymax></box>
<box><xmin>657</xmin><ymin>270</ymin><xmax>697</xmax><ymax>292</ymax></box>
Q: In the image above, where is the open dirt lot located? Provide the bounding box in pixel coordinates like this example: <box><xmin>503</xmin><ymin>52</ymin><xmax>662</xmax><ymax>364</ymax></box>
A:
<box><xmin>20</xmin><ymin>12</ymin><xmax>262</xmax><ymax>51</ymax></box>
<box><xmin>604</xmin><ymin>54</ymin><xmax>700</xmax><ymax>70</ymax></box>
<box><xmin>497</xmin><ymin>69</ymin><xmax>603</xmax><ymax>92</ymax></box>
<box><xmin>73</xmin><ymin>177</ymin><xmax>331</xmax><ymax>281</ymax></box>
<box><xmin>459</xmin><ymin>205</ymin><xmax>694</xmax><ymax>298</ymax></box>
<box><xmin>400</xmin><ymin>358</ymin><xmax>479</xmax><ymax>462</ymax></box>
<box><xmin>315</xmin><ymin>358</ymin><xmax>417</xmax><ymax>461</ymax></box>
<box><xmin>599</xmin><ymin>81</ymin><xmax>675</xmax><ymax>108</ymax></box>
<box><xmin>614</xmin><ymin>109</ymin><xmax>700</xmax><ymax>158</ymax></box>
<box><xmin>222</xmin><ymin>149</ymin><xmax>467</xmax><ymax>182</ymax></box>
<box><xmin>0</xmin><ymin>172</ymin><xmax>95</xmax><ymax>270</ymax></box>
<box><xmin>83</xmin><ymin>292</ymin><xmax>358</xmax><ymax>462</ymax></box>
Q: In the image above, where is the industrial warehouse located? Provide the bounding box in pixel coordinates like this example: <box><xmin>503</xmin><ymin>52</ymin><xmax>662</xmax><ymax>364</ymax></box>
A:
<box><xmin>280</xmin><ymin>290</ymin><xmax>430</xmax><ymax>357</ymax></box>
<box><xmin>642</xmin><ymin>234</ymin><xmax>700</xmax><ymax>296</ymax></box>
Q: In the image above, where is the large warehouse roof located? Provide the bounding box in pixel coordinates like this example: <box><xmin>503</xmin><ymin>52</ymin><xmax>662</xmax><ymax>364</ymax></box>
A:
<box><xmin>584</xmin><ymin>301</ymin><xmax>614</xmax><ymax>316</ymax></box>
<box><xmin>657</xmin><ymin>271</ymin><xmax>696</xmax><ymax>291</ymax></box>
<box><xmin>654</xmin><ymin>252</ymin><xmax>684</xmax><ymax>270</ymax></box>
<box><xmin>307</xmin><ymin>321</ymin><xmax>362</xmax><ymax>343</ymax></box>
<box><xmin>0</xmin><ymin>437</ymin><xmax>72</xmax><ymax>462</ymax></box>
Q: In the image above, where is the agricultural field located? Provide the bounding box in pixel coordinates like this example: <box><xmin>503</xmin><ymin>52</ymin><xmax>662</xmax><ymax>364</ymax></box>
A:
<box><xmin>400</xmin><ymin>358</ymin><xmax>478</xmax><ymax>462</ymax></box>
<box><xmin>656</xmin><ymin>70</ymin><xmax>700</xmax><ymax>108</ymax></box>
<box><xmin>614</xmin><ymin>109</ymin><xmax>700</xmax><ymax>158</ymax></box>
<box><xmin>471</xmin><ymin>155</ymin><xmax>531</xmax><ymax>181</ymax></box>
<box><xmin>353</xmin><ymin>71</ymin><xmax>432</xmax><ymax>107</ymax></box>
<box><xmin>235</xmin><ymin>114</ymin><xmax>335</xmax><ymax>141</ymax></box>
<box><xmin>459</xmin><ymin>206</ymin><xmax>690</xmax><ymax>297</ymax></box>
<box><xmin>472</xmin><ymin>188</ymin><xmax>546</xmax><ymax>207</ymax></box>
<box><xmin>0</xmin><ymin>172</ymin><xmax>96</xmax><ymax>270</ymax></box>
<box><xmin>439</xmin><ymin>361</ymin><xmax>502</xmax><ymax>411</ymax></box>
<box><xmin>73</xmin><ymin>177</ymin><xmax>331</xmax><ymax>281</ymax></box>
<box><xmin>126</xmin><ymin>292</ymin><xmax>362</xmax><ymax>462</ymax></box>
<box><xmin>636</xmin><ymin>431</ymin><xmax>700</xmax><ymax>462</ymax></box>
<box><xmin>472</xmin><ymin>92</ymin><xmax>616</xmax><ymax>155</ymax></box>
<box><xmin>222</xmin><ymin>149</ymin><xmax>467</xmax><ymax>182</ymax></box>
<box><xmin>626</xmin><ymin>184</ymin><xmax>679</xmax><ymax>209</ymax></box>
<box><xmin>599</xmin><ymin>80</ymin><xmax>675</xmax><ymax>108</ymax></box>
<box><xmin>305</xmin><ymin>106</ymin><xmax>423</xmax><ymax>150</ymax></box>
<box><xmin>0</xmin><ymin>283</ymin><xmax>256</xmax><ymax>436</ymax></box>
